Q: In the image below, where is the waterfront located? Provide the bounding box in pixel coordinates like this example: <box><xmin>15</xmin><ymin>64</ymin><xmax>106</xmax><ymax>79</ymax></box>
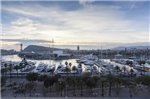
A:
<box><xmin>1</xmin><ymin>54</ymin><xmax>150</xmax><ymax>76</ymax></box>
<box><xmin>1</xmin><ymin>53</ymin><xmax>150</xmax><ymax>98</ymax></box>
<box><xmin>1</xmin><ymin>55</ymin><xmax>78</xmax><ymax>67</ymax></box>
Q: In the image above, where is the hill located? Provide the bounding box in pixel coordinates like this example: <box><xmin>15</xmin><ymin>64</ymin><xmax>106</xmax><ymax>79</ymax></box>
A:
<box><xmin>112</xmin><ymin>46</ymin><xmax>149</xmax><ymax>50</ymax></box>
<box><xmin>23</xmin><ymin>45</ymin><xmax>62</xmax><ymax>53</ymax></box>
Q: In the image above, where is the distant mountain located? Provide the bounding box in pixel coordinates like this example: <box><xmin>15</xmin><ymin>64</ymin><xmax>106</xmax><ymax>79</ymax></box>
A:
<box><xmin>112</xmin><ymin>46</ymin><xmax>149</xmax><ymax>50</ymax></box>
<box><xmin>121</xmin><ymin>42</ymin><xmax>149</xmax><ymax>47</ymax></box>
<box><xmin>111</xmin><ymin>42</ymin><xmax>149</xmax><ymax>50</ymax></box>
<box><xmin>23</xmin><ymin>45</ymin><xmax>62</xmax><ymax>53</ymax></box>
<box><xmin>23</xmin><ymin>42</ymin><xmax>149</xmax><ymax>52</ymax></box>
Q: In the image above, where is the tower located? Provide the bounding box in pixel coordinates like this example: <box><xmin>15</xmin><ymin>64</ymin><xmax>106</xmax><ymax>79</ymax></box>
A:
<box><xmin>77</xmin><ymin>45</ymin><xmax>80</xmax><ymax>52</ymax></box>
<box><xmin>20</xmin><ymin>43</ymin><xmax>23</xmax><ymax>52</ymax></box>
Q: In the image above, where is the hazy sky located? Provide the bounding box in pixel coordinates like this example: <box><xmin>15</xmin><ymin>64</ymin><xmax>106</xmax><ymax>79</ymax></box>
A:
<box><xmin>1</xmin><ymin>0</ymin><xmax>149</xmax><ymax>50</ymax></box>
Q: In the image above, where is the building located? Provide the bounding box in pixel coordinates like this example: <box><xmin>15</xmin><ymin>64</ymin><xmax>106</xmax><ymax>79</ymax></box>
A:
<box><xmin>115</xmin><ymin>54</ymin><xmax>123</xmax><ymax>59</ymax></box>
<box><xmin>77</xmin><ymin>45</ymin><xmax>80</xmax><ymax>51</ymax></box>
<box><xmin>143</xmin><ymin>63</ymin><xmax>150</xmax><ymax>71</ymax></box>
<box><xmin>20</xmin><ymin>43</ymin><xmax>23</xmax><ymax>52</ymax></box>
<box><xmin>53</xmin><ymin>50</ymin><xmax>71</xmax><ymax>59</ymax></box>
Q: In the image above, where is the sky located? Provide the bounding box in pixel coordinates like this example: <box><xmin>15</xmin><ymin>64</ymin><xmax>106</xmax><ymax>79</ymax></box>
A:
<box><xmin>1</xmin><ymin>0</ymin><xmax>150</xmax><ymax>50</ymax></box>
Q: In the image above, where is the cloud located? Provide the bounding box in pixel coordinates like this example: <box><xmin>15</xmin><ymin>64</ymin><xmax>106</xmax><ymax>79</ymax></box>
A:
<box><xmin>2</xmin><ymin>3</ymin><xmax>43</xmax><ymax>18</ymax></box>
<box><xmin>1</xmin><ymin>1</ymin><xmax>149</xmax><ymax>46</ymax></box>
<box><xmin>0</xmin><ymin>38</ymin><xmax>52</xmax><ymax>43</ymax></box>
<box><xmin>79</xmin><ymin>0</ymin><xmax>95</xmax><ymax>7</ymax></box>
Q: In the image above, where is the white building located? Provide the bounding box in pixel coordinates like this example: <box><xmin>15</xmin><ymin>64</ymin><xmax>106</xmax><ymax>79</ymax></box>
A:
<box><xmin>115</xmin><ymin>54</ymin><xmax>123</xmax><ymax>59</ymax></box>
<box><xmin>53</xmin><ymin>50</ymin><xmax>71</xmax><ymax>58</ymax></box>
